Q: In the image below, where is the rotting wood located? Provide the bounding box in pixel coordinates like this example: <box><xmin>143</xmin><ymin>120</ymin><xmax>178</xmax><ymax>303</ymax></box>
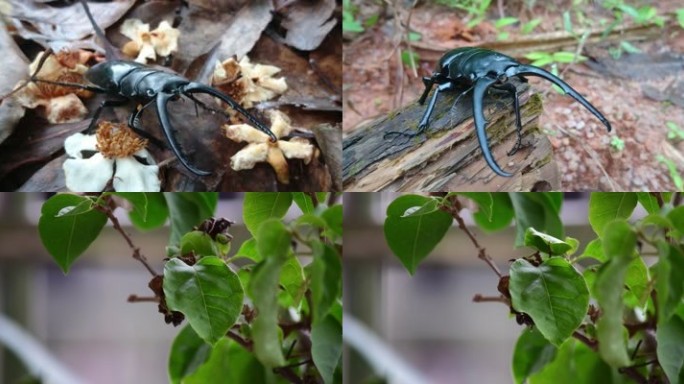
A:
<box><xmin>342</xmin><ymin>80</ymin><xmax>560</xmax><ymax>191</ymax></box>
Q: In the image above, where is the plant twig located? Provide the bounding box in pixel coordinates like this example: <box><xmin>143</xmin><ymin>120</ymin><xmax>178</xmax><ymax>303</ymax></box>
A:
<box><xmin>96</xmin><ymin>197</ymin><xmax>158</xmax><ymax>277</ymax></box>
<box><xmin>572</xmin><ymin>331</ymin><xmax>597</xmax><ymax>351</ymax></box>
<box><xmin>127</xmin><ymin>295</ymin><xmax>159</xmax><ymax>303</ymax></box>
<box><xmin>472</xmin><ymin>294</ymin><xmax>508</xmax><ymax>304</ymax></box>
<box><xmin>444</xmin><ymin>196</ymin><xmax>502</xmax><ymax>277</ymax></box>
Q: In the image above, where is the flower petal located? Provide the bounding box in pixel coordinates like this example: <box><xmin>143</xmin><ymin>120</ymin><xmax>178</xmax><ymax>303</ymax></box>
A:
<box><xmin>230</xmin><ymin>143</ymin><xmax>269</xmax><ymax>170</ymax></box>
<box><xmin>63</xmin><ymin>153</ymin><xmax>114</xmax><ymax>192</ymax></box>
<box><xmin>64</xmin><ymin>132</ymin><xmax>98</xmax><ymax>158</ymax></box>
<box><xmin>112</xmin><ymin>156</ymin><xmax>160</xmax><ymax>192</ymax></box>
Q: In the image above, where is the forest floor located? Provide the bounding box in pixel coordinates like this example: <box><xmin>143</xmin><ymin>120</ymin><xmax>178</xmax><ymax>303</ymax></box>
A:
<box><xmin>343</xmin><ymin>0</ymin><xmax>684</xmax><ymax>191</ymax></box>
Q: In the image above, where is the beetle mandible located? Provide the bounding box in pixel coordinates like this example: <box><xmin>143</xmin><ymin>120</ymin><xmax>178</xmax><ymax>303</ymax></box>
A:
<box><xmin>386</xmin><ymin>47</ymin><xmax>612</xmax><ymax>177</ymax></box>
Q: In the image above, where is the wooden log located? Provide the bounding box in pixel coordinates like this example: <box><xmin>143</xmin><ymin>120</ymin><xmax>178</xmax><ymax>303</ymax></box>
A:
<box><xmin>342</xmin><ymin>81</ymin><xmax>560</xmax><ymax>191</ymax></box>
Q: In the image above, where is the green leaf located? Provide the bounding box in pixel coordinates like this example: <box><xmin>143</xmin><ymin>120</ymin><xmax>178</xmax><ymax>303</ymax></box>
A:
<box><xmin>384</xmin><ymin>195</ymin><xmax>453</xmax><ymax>274</ymax></box>
<box><xmin>117</xmin><ymin>192</ymin><xmax>168</xmax><ymax>230</ymax></box>
<box><xmin>636</xmin><ymin>192</ymin><xmax>660</xmax><ymax>214</ymax></box>
<box><xmin>509</xmin><ymin>257</ymin><xmax>588</xmax><ymax>346</ymax></box>
<box><xmin>473</xmin><ymin>193</ymin><xmax>513</xmax><ymax>231</ymax></box>
<box><xmin>524</xmin><ymin>227</ymin><xmax>573</xmax><ymax>255</ymax></box>
<box><xmin>594</xmin><ymin>220</ymin><xmax>636</xmax><ymax>367</ymax></box>
<box><xmin>562</xmin><ymin>11</ymin><xmax>573</xmax><ymax>33</ymax></box>
<box><xmin>451</xmin><ymin>192</ymin><xmax>494</xmax><ymax>222</ymax></box>
<box><xmin>495</xmin><ymin>17</ymin><xmax>518</xmax><ymax>28</ymax></box>
<box><xmin>521</xmin><ymin>18</ymin><xmax>542</xmax><ymax>34</ymax></box>
<box><xmin>401</xmin><ymin>50</ymin><xmax>420</xmax><ymax>67</ymax></box>
<box><xmin>512</xmin><ymin>328</ymin><xmax>557</xmax><ymax>384</ymax></box>
<box><xmin>657</xmin><ymin>242</ymin><xmax>684</xmax><ymax>323</ymax></box>
<box><xmin>668</xmin><ymin>206</ymin><xmax>684</xmax><ymax>239</ymax></box>
<box><xmin>309</xmin><ymin>242</ymin><xmax>342</xmax><ymax>323</ymax></box>
<box><xmin>624</xmin><ymin>256</ymin><xmax>649</xmax><ymax>308</ymax></box>
<box><xmin>165</xmin><ymin>193</ymin><xmax>217</xmax><ymax>245</ymax></box>
<box><xmin>577</xmin><ymin>238</ymin><xmax>605</xmax><ymax>262</ymax></box>
<box><xmin>657</xmin><ymin>314</ymin><xmax>684</xmax><ymax>384</ymax></box>
<box><xmin>552</xmin><ymin>51</ymin><xmax>584</xmax><ymax>63</ymax></box>
<box><xmin>180</xmin><ymin>231</ymin><xmax>219</xmax><ymax>258</ymax></box>
<box><xmin>321</xmin><ymin>204</ymin><xmax>343</xmax><ymax>241</ymax></box>
<box><xmin>620</xmin><ymin>41</ymin><xmax>641</xmax><ymax>53</ymax></box>
<box><xmin>249</xmin><ymin>219</ymin><xmax>292</xmax><ymax>367</ymax></box>
<box><xmin>403</xmin><ymin>199</ymin><xmax>439</xmax><ymax>217</ymax></box>
<box><xmin>408</xmin><ymin>32</ymin><xmax>421</xmax><ymax>41</ymax></box>
<box><xmin>292</xmin><ymin>192</ymin><xmax>316</xmax><ymax>214</ymax></box>
<box><xmin>312</xmin><ymin>315</ymin><xmax>342</xmax><ymax>384</ymax></box>
<box><xmin>529</xmin><ymin>339</ymin><xmax>614</xmax><ymax>384</ymax></box>
<box><xmin>588</xmin><ymin>193</ymin><xmax>637</xmax><ymax>237</ymax></box>
<box><xmin>243</xmin><ymin>192</ymin><xmax>292</xmax><ymax>236</ymax></box>
<box><xmin>234</xmin><ymin>238</ymin><xmax>260</xmax><ymax>262</ymax></box>
<box><xmin>168</xmin><ymin>325</ymin><xmax>211</xmax><ymax>384</ymax></box>
<box><xmin>38</xmin><ymin>194</ymin><xmax>108</xmax><ymax>273</ymax></box>
<box><xmin>184</xmin><ymin>338</ymin><xmax>268</xmax><ymax>383</ymax></box>
<box><xmin>677</xmin><ymin>9</ymin><xmax>684</xmax><ymax>29</ymax></box>
<box><xmin>280</xmin><ymin>256</ymin><xmax>305</xmax><ymax>307</ymax></box>
<box><xmin>164</xmin><ymin>256</ymin><xmax>244</xmax><ymax>345</ymax></box>
<box><xmin>509</xmin><ymin>193</ymin><xmax>564</xmax><ymax>247</ymax></box>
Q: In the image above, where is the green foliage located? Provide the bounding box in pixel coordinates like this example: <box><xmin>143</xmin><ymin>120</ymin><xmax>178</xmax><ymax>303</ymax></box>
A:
<box><xmin>164</xmin><ymin>257</ymin><xmax>244</xmax><ymax>345</ymax></box>
<box><xmin>524</xmin><ymin>51</ymin><xmax>587</xmax><ymax>67</ymax></box>
<box><xmin>342</xmin><ymin>0</ymin><xmax>364</xmax><ymax>33</ymax></box>
<box><xmin>657</xmin><ymin>155</ymin><xmax>684</xmax><ymax>191</ymax></box>
<box><xmin>384</xmin><ymin>195</ymin><xmax>453</xmax><ymax>275</ymax></box>
<box><xmin>39</xmin><ymin>192</ymin><xmax>343</xmax><ymax>383</ymax></box>
<box><xmin>668</xmin><ymin>121</ymin><xmax>684</xmax><ymax>142</ymax></box>
<box><xmin>384</xmin><ymin>192</ymin><xmax>684</xmax><ymax>383</ymax></box>
<box><xmin>38</xmin><ymin>194</ymin><xmax>107</xmax><ymax>273</ymax></box>
<box><xmin>609</xmin><ymin>136</ymin><xmax>624</xmax><ymax>151</ymax></box>
<box><xmin>435</xmin><ymin>0</ymin><xmax>492</xmax><ymax>28</ymax></box>
<box><xmin>677</xmin><ymin>9</ymin><xmax>684</xmax><ymax>29</ymax></box>
<box><xmin>509</xmin><ymin>257</ymin><xmax>589</xmax><ymax>346</ymax></box>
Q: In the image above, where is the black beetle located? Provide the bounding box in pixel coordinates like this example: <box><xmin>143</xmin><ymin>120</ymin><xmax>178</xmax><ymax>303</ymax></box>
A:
<box><xmin>387</xmin><ymin>47</ymin><xmax>612</xmax><ymax>177</ymax></box>
<box><xmin>28</xmin><ymin>0</ymin><xmax>278</xmax><ymax>177</ymax></box>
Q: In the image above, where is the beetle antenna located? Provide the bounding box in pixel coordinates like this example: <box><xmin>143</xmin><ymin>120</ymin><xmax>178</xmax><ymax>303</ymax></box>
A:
<box><xmin>472</xmin><ymin>77</ymin><xmax>513</xmax><ymax>177</ymax></box>
<box><xmin>78</xmin><ymin>0</ymin><xmax>120</xmax><ymax>61</ymax></box>
<box><xmin>511</xmin><ymin>65</ymin><xmax>612</xmax><ymax>132</ymax></box>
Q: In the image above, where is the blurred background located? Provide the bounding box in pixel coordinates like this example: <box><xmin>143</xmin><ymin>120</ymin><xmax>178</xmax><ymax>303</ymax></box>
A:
<box><xmin>342</xmin><ymin>192</ymin><xmax>614</xmax><ymax>384</ymax></box>
<box><xmin>0</xmin><ymin>193</ymin><xmax>259</xmax><ymax>384</ymax></box>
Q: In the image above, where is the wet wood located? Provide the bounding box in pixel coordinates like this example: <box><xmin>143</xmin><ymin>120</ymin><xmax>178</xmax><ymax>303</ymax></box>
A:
<box><xmin>343</xmin><ymin>81</ymin><xmax>560</xmax><ymax>191</ymax></box>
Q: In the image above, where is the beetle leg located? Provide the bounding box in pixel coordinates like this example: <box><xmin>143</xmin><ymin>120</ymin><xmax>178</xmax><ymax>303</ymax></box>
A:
<box><xmin>86</xmin><ymin>98</ymin><xmax>128</xmax><ymax>133</ymax></box>
<box><xmin>418</xmin><ymin>81</ymin><xmax>455</xmax><ymax>134</ymax></box>
<box><xmin>473</xmin><ymin>77</ymin><xmax>513</xmax><ymax>177</ymax></box>
<box><xmin>126</xmin><ymin>99</ymin><xmax>167</xmax><ymax>149</ymax></box>
<box><xmin>182</xmin><ymin>82</ymin><xmax>278</xmax><ymax>142</ymax></box>
<box><xmin>155</xmin><ymin>92</ymin><xmax>212</xmax><ymax>176</ymax></box>
<box><xmin>418</xmin><ymin>76</ymin><xmax>435</xmax><ymax>105</ymax></box>
<box><xmin>493</xmin><ymin>82</ymin><xmax>523</xmax><ymax>156</ymax></box>
<box><xmin>511</xmin><ymin>65</ymin><xmax>612</xmax><ymax>132</ymax></box>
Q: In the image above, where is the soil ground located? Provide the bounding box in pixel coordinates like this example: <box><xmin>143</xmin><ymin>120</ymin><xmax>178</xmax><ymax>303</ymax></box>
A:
<box><xmin>343</xmin><ymin>1</ymin><xmax>684</xmax><ymax>191</ymax></box>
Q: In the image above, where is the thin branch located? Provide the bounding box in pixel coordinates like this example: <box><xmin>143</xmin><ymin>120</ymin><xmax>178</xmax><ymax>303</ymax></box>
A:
<box><xmin>307</xmin><ymin>192</ymin><xmax>319</xmax><ymax>208</ymax></box>
<box><xmin>445</xmin><ymin>196</ymin><xmax>502</xmax><ymax>277</ymax></box>
<box><xmin>572</xmin><ymin>331</ymin><xmax>597</xmax><ymax>351</ymax></box>
<box><xmin>96</xmin><ymin>197</ymin><xmax>158</xmax><ymax>276</ymax></box>
<box><xmin>472</xmin><ymin>294</ymin><xmax>508</xmax><ymax>304</ymax></box>
<box><xmin>127</xmin><ymin>295</ymin><xmax>159</xmax><ymax>303</ymax></box>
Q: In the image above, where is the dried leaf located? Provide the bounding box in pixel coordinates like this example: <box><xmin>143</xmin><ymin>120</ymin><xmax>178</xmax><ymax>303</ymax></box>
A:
<box><xmin>281</xmin><ymin>0</ymin><xmax>336</xmax><ymax>51</ymax></box>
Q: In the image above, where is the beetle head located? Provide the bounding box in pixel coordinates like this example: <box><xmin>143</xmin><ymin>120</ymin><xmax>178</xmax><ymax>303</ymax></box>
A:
<box><xmin>84</xmin><ymin>62</ymin><xmax>118</xmax><ymax>91</ymax></box>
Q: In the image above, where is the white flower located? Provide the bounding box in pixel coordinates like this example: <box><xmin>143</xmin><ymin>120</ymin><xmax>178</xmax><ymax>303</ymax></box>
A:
<box><xmin>224</xmin><ymin>110</ymin><xmax>313</xmax><ymax>184</ymax></box>
<box><xmin>213</xmin><ymin>56</ymin><xmax>287</xmax><ymax>108</ymax></box>
<box><xmin>120</xmin><ymin>19</ymin><xmax>180</xmax><ymax>64</ymax></box>
<box><xmin>63</xmin><ymin>123</ymin><xmax>160</xmax><ymax>192</ymax></box>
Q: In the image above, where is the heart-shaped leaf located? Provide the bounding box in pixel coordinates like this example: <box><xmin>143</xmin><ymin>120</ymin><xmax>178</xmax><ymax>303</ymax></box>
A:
<box><xmin>384</xmin><ymin>195</ymin><xmax>452</xmax><ymax>275</ymax></box>
<box><xmin>164</xmin><ymin>256</ymin><xmax>244</xmax><ymax>345</ymax></box>
<box><xmin>509</xmin><ymin>257</ymin><xmax>589</xmax><ymax>346</ymax></box>
<box><xmin>38</xmin><ymin>194</ymin><xmax>107</xmax><ymax>274</ymax></box>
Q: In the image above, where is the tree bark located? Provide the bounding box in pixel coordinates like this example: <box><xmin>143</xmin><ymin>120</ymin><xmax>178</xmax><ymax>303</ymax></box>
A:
<box><xmin>343</xmin><ymin>81</ymin><xmax>560</xmax><ymax>191</ymax></box>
